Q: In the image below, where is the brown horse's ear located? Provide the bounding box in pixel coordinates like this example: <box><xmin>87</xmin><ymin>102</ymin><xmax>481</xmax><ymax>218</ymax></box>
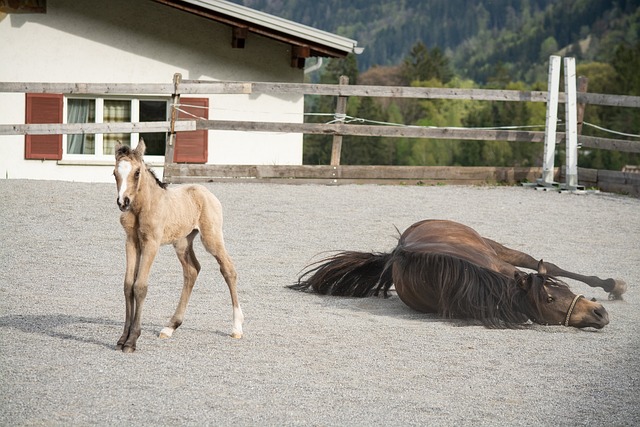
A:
<box><xmin>134</xmin><ymin>137</ymin><xmax>146</xmax><ymax>157</ymax></box>
<box><xmin>515</xmin><ymin>271</ymin><xmax>531</xmax><ymax>290</ymax></box>
<box><xmin>537</xmin><ymin>259</ymin><xmax>547</xmax><ymax>275</ymax></box>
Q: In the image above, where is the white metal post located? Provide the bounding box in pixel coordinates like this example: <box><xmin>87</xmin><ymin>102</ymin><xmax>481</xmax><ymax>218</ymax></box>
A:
<box><xmin>539</xmin><ymin>55</ymin><xmax>561</xmax><ymax>186</ymax></box>
<box><xmin>563</xmin><ymin>57</ymin><xmax>579</xmax><ymax>189</ymax></box>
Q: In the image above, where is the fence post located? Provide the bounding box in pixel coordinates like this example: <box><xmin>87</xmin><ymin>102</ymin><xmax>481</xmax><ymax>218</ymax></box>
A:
<box><xmin>576</xmin><ymin>76</ymin><xmax>589</xmax><ymax>135</ymax></box>
<box><xmin>164</xmin><ymin>73</ymin><xmax>182</xmax><ymax>181</ymax></box>
<box><xmin>563</xmin><ymin>57</ymin><xmax>579</xmax><ymax>190</ymax></box>
<box><xmin>539</xmin><ymin>55</ymin><xmax>561</xmax><ymax>186</ymax></box>
<box><xmin>330</xmin><ymin>75</ymin><xmax>349</xmax><ymax>166</ymax></box>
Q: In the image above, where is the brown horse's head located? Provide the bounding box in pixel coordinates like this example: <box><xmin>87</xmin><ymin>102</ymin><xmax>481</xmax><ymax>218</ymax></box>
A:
<box><xmin>113</xmin><ymin>138</ymin><xmax>166</xmax><ymax>212</ymax></box>
<box><xmin>519</xmin><ymin>262</ymin><xmax>609</xmax><ymax>329</ymax></box>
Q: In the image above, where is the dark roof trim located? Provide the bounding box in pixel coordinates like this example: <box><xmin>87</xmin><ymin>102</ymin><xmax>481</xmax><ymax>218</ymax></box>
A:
<box><xmin>152</xmin><ymin>0</ymin><xmax>362</xmax><ymax>60</ymax></box>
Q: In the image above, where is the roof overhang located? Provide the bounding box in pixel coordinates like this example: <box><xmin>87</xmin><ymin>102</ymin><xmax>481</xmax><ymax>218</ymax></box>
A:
<box><xmin>152</xmin><ymin>0</ymin><xmax>362</xmax><ymax>68</ymax></box>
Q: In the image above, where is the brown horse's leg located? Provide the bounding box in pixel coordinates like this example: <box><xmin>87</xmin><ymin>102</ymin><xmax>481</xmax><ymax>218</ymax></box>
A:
<box><xmin>116</xmin><ymin>234</ymin><xmax>139</xmax><ymax>351</ymax></box>
<box><xmin>121</xmin><ymin>241</ymin><xmax>160</xmax><ymax>353</ymax></box>
<box><xmin>483</xmin><ymin>238</ymin><xmax>627</xmax><ymax>299</ymax></box>
<box><xmin>200</xmin><ymin>227</ymin><xmax>243</xmax><ymax>339</ymax></box>
<box><xmin>160</xmin><ymin>230</ymin><xmax>201</xmax><ymax>339</ymax></box>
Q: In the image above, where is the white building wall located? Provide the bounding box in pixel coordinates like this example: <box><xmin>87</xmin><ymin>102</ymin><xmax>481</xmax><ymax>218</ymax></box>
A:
<box><xmin>0</xmin><ymin>0</ymin><xmax>304</xmax><ymax>182</ymax></box>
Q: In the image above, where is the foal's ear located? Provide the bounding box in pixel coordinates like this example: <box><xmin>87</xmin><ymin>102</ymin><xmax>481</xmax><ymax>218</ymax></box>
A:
<box><xmin>115</xmin><ymin>141</ymin><xmax>123</xmax><ymax>158</ymax></box>
<box><xmin>537</xmin><ymin>259</ymin><xmax>547</xmax><ymax>275</ymax></box>
<box><xmin>134</xmin><ymin>137</ymin><xmax>146</xmax><ymax>156</ymax></box>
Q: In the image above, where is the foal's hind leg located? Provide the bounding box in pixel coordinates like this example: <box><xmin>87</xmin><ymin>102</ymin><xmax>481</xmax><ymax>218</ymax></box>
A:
<box><xmin>200</xmin><ymin>226</ymin><xmax>243</xmax><ymax>339</ymax></box>
<box><xmin>160</xmin><ymin>230</ymin><xmax>201</xmax><ymax>339</ymax></box>
<box><xmin>483</xmin><ymin>238</ymin><xmax>627</xmax><ymax>299</ymax></box>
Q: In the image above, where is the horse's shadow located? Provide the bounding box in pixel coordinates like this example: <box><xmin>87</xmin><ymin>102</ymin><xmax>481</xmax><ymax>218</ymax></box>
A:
<box><xmin>314</xmin><ymin>292</ymin><xmax>603</xmax><ymax>332</ymax></box>
<box><xmin>0</xmin><ymin>313</ymin><xmax>121</xmax><ymax>350</ymax></box>
<box><xmin>316</xmin><ymin>291</ymin><xmax>451</xmax><ymax>325</ymax></box>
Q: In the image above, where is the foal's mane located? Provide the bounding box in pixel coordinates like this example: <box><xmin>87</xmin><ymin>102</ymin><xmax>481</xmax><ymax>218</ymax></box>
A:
<box><xmin>393</xmin><ymin>247</ymin><xmax>563</xmax><ymax>328</ymax></box>
<box><xmin>116</xmin><ymin>145</ymin><xmax>168</xmax><ymax>189</ymax></box>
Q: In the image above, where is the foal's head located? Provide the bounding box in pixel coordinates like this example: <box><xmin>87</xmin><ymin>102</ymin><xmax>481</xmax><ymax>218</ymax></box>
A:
<box><xmin>113</xmin><ymin>138</ymin><xmax>166</xmax><ymax>212</ymax></box>
<box><xmin>519</xmin><ymin>262</ymin><xmax>609</xmax><ymax>329</ymax></box>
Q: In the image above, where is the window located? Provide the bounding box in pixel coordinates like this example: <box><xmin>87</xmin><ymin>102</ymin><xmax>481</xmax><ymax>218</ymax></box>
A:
<box><xmin>25</xmin><ymin>93</ymin><xmax>208</xmax><ymax>163</ymax></box>
<box><xmin>63</xmin><ymin>97</ymin><xmax>168</xmax><ymax>160</ymax></box>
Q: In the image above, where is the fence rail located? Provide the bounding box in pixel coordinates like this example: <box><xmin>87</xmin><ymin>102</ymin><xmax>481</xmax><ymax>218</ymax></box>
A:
<box><xmin>1</xmin><ymin>67</ymin><xmax>639</xmax><ymax>195</ymax></box>
<box><xmin>164</xmin><ymin>164</ymin><xmax>547</xmax><ymax>186</ymax></box>
<box><xmin>1</xmin><ymin>81</ymin><xmax>639</xmax><ymax>107</ymax></box>
<box><xmin>0</xmin><ymin>121</ymin><xmax>194</xmax><ymax>135</ymax></box>
<box><xmin>2</xmin><ymin>119</ymin><xmax>637</xmax><ymax>154</ymax></box>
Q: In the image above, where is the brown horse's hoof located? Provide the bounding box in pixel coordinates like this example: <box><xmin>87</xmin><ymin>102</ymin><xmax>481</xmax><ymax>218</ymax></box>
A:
<box><xmin>608</xmin><ymin>279</ymin><xmax>628</xmax><ymax>300</ymax></box>
<box><xmin>122</xmin><ymin>346</ymin><xmax>136</xmax><ymax>353</ymax></box>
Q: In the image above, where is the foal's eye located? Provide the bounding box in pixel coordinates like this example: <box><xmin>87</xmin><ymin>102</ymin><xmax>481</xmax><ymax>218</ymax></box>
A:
<box><xmin>134</xmin><ymin>169</ymin><xmax>141</xmax><ymax>179</ymax></box>
<box><xmin>547</xmin><ymin>296</ymin><xmax>554</xmax><ymax>303</ymax></box>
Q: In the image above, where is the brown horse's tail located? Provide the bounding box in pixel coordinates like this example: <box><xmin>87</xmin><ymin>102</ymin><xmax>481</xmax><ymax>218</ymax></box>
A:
<box><xmin>290</xmin><ymin>251</ymin><xmax>394</xmax><ymax>297</ymax></box>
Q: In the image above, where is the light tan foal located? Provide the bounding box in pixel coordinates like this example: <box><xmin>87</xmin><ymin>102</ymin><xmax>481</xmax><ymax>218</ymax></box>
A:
<box><xmin>113</xmin><ymin>139</ymin><xmax>243</xmax><ymax>353</ymax></box>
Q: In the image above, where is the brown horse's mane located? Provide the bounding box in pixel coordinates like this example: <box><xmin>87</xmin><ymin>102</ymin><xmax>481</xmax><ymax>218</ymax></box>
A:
<box><xmin>115</xmin><ymin>145</ymin><xmax>168</xmax><ymax>189</ymax></box>
<box><xmin>392</xmin><ymin>247</ymin><xmax>566</xmax><ymax>328</ymax></box>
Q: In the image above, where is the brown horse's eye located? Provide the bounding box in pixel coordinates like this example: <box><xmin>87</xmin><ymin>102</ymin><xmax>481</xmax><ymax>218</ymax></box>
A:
<box><xmin>547</xmin><ymin>296</ymin><xmax>554</xmax><ymax>303</ymax></box>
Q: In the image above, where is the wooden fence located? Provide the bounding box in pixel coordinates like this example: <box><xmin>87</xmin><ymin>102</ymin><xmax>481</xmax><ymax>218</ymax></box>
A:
<box><xmin>1</xmin><ymin>70</ymin><xmax>639</xmax><ymax>194</ymax></box>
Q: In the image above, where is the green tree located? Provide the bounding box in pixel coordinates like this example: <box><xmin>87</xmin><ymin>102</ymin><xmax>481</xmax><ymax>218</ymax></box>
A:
<box><xmin>575</xmin><ymin>44</ymin><xmax>640</xmax><ymax>170</ymax></box>
<box><xmin>320</xmin><ymin>54</ymin><xmax>359</xmax><ymax>85</ymax></box>
<box><xmin>539</xmin><ymin>36</ymin><xmax>559</xmax><ymax>61</ymax></box>
<box><xmin>461</xmin><ymin>82</ymin><xmax>544</xmax><ymax>166</ymax></box>
<box><xmin>341</xmin><ymin>96</ymin><xmax>390</xmax><ymax>165</ymax></box>
<box><xmin>401</xmin><ymin>41</ymin><xmax>453</xmax><ymax>84</ymax></box>
<box><xmin>303</xmin><ymin>55</ymin><xmax>359</xmax><ymax>164</ymax></box>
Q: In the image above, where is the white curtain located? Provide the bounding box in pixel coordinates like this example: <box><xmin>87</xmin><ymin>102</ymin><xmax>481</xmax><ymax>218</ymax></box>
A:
<box><xmin>67</xmin><ymin>99</ymin><xmax>94</xmax><ymax>154</ymax></box>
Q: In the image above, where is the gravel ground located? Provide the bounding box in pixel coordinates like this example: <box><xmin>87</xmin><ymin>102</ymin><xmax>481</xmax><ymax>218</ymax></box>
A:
<box><xmin>0</xmin><ymin>179</ymin><xmax>638</xmax><ymax>427</ymax></box>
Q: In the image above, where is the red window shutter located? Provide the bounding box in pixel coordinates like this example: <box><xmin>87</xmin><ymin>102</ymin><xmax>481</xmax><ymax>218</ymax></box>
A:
<box><xmin>174</xmin><ymin>98</ymin><xmax>208</xmax><ymax>163</ymax></box>
<box><xmin>25</xmin><ymin>93</ymin><xmax>63</xmax><ymax>160</ymax></box>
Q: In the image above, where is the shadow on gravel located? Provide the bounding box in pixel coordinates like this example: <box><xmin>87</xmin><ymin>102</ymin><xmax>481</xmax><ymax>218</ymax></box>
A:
<box><xmin>0</xmin><ymin>314</ymin><xmax>119</xmax><ymax>350</ymax></box>
<box><xmin>307</xmin><ymin>292</ymin><xmax>609</xmax><ymax>332</ymax></box>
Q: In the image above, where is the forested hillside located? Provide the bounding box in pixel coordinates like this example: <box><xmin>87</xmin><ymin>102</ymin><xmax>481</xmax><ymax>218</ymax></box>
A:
<box><xmin>230</xmin><ymin>0</ymin><xmax>640</xmax><ymax>171</ymax></box>
<box><xmin>232</xmin><ymin>0</ymin><xmax>637</xmax><ymax>83</ymax></box>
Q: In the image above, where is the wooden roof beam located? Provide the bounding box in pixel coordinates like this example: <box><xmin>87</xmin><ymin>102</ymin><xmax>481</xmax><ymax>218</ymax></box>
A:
<box><xmin>232</xmin><ymin>26</ymin><xmax>248</xmax><ymax>49</ymax></box>
<box><xmin>291</xmin><ymin>45</ymin><xmax>310</xmax><ymax>69</ymax></box>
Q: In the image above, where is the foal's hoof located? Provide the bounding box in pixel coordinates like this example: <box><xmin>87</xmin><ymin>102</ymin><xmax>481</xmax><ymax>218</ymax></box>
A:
<box><xmin>608</xmin><ymin>279</ymin><xmax>628</xmax><ymax>300</ymax></box>
<box><xmin>159</xmin><ymin>327</ymin><xmax>174</xmax><ymax>339</ymax></box>
<box><xmin>230</xmin><ymin>332</ymin><xmax>243</xmax><ymax>339</ymax></box>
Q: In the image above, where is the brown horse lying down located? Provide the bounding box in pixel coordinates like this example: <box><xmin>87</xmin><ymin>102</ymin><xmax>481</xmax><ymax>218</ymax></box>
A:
<box><xmin>292</xmin><ymin>220</ymin><xmax>624</xmax><ymax>329</ymax></box>
<box><xmin>113</xmin><ymin>139</ymin><xmax>243</xmax><ymax>353</ymax></box>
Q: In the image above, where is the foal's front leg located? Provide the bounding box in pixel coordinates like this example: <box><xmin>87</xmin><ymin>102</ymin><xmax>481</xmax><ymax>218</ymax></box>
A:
<box><xmin>116</xmin><ymin>235</ymin><xmax>139</xmax><ymax>351</ymax></box>
<box><xmin>117</xmin><ymin>237</ymin><xmax>160</xmax><ymax>353</ymax></box>
<box><xmin>120</xmin><ymin>240</ymin><xmax>160</xmax><ymax>353</ymax></box>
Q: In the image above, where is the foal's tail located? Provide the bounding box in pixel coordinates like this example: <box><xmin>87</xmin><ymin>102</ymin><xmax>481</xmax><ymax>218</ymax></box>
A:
<box><xmin>290</xmin><ymin>251</ymin><xmax>394</xmax><ymax>297</ymax></box>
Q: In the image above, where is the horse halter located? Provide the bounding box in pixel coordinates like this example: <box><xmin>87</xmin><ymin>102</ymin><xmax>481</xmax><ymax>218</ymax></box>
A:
<box><xmin>563</xmin><ymin>294</ymin><xmax>584</xmax><ymax>327</ymax></box>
